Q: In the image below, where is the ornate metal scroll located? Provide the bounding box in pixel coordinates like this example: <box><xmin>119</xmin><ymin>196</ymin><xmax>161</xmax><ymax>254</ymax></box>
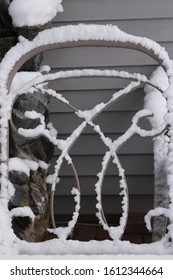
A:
<box><xmin>0</xmin><ymin>24</ymin><xmax>173</xmax><ymax>253</ymax></box>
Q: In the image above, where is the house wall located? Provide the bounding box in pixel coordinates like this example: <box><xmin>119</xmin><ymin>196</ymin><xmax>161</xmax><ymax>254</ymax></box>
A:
<box><xmin>42</xmin><ymin>0</ymin><xmax>173</xmax><ymax>220</ymax></box>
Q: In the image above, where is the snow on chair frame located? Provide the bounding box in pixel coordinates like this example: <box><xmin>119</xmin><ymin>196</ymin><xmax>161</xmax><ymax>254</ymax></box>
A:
<box><xmin>0</xmin><ymin>24</ymin><xmax>173</xmax><ymax>255</ymax></box>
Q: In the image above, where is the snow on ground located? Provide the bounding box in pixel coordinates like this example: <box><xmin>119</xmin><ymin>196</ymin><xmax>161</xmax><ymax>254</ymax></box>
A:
<box><xmin>9</xmin><ymin>238</ymin><xmax>173</xmax><ymax>256</ymax></box>
<box><xmin>9</xmin><ymin>0</ymin><xmax>63</xmax><ymax>27</ymax></box>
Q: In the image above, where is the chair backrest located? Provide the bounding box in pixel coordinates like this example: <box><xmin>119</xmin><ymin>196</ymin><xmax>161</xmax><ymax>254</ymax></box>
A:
<box><xmin>0</xmin><ymin>24</ymin><xmax>173</xmax><ymax>254</ymax></box>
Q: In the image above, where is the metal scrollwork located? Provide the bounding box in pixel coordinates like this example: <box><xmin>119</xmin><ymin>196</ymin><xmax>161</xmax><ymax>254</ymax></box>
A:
<box><xmin>0</xmin><ymin>24</ymin><xmax>173</xmax><ymax>253</ymax></box>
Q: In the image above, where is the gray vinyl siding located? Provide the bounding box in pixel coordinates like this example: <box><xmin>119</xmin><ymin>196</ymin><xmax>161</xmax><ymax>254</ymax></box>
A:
<box><xmin>42</xmin><ymin>0</ymin><xmax>173</xmax><ymax>216</ymax></box>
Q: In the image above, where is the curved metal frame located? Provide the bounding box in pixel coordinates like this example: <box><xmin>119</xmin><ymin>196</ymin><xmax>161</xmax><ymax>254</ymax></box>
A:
<box><xmin>0</xmin><ymin>24</ymin><xmax>173</xmax><ymax>248</ymax></box>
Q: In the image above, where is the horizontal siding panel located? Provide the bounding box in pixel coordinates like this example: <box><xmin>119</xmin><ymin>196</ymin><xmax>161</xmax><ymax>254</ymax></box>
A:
<box><xmin>42</xmin><ymin>46</ymin><xmax>152</xmax><ymax>68</ymax></box>
<box><xmin>53</xmin><ymin>195</ymin><xmax>153</xmax><ymax>215</ymax></box>
<box><xmin>55</xmin><ymin>0</ymin><xmax>173</xmax><ymax>21</ymax></box>
<box><xmin>49</xmin><ymin>154</ymin><xmax>154</xmax><ymax>176</ymax></box>
<box><xmin>42</xmin><ymin>42</ymin><xmax>172</xmax><ymax>68</ymax></box>
<box><xmin>52</xmin><ymin>19</ymin><xmax>173</xmax><ymax>43</ymax></box>
<box><xmin>54</xmin><ymin>175</ymin><xmax>154</xmax><ymax>196</ymax></box>
<box><xmin>48</xmin><ymin>89</ymin><xmax>145</xmax><ymax>113</ymax></box>
<box><xmin>53</xmin><ymin>134</ymin><xmax>153</xmax><ymax>156</ymax></box>
<box><xmin>47</xmin><ymin>66</ymin><xmax>157</xmax><ymax>91</ymax></box>
<box><xmin>49</xmin><ymin>111</ymin><xmax>150</xmax><ymax>134</ymax></box>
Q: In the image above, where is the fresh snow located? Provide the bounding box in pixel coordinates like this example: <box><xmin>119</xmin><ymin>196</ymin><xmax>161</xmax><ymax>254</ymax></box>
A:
<box><xmin>8</xmin><ymin>181</ymin><xmax>15</xmax><ymax>199</ymax></box>
<box><xmin>10</xmin><ymin>71</ymin><xmax>42</xmax><ymax>93</ymax></box>
<box><xmin>14</xmin><ymin>238</ymin><xmax>173</xmax><ymax>256</ymax></box>
<box><xmin>9</xmin><ymin>0</ymin><xmax>63</xmax><ymax>27</ymax></box>
<box><xmin>144</xmin><ymin>67</ymin><xmax>168</xmax><ymax>128</ymax></box>
<box><xmin>9</xmin><ymin>206</ymin><xmax>35</xmax><ymax>221</ymax></box>
<box><xmin>0</xmin><ymin>24</ymin><xmax>172</xmax><ymax>90</ymax></box>
<box><xmin>38</xmin><ymin>160</ymin><xmax>49</xmax><ymax>170</ymax></box>
<box><xmin>9</xmin><ymin>157</ymin><xmax>30</xmax><ymax>176</ymax></box>
<box><xmin>9</xmin><ymin>157</ymin><xmax>40</xmax><ymax>176</ymax></box>
<box><xmin>47</xmin><ymin>122</ymin><xmax>58</xmax><ymax>138</ymax></box>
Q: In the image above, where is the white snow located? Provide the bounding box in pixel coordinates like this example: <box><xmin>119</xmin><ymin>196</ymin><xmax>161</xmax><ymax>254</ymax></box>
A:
<box><xmin>10</xmin><ymin>71</ymin><xmax>42</xmax><ymax>93</ymax></box>
<box><xmin>95</xmin><ymin>151</ymin><xmax>128</xmax><ymax>241</ymax></box>
<box><xmin>8</xmin><ymin>181</ymin><xmax>15</xmax><ymax>199</ymax></box>
<box><xmin>145</xmin><ymin>207</ymin><xmax>170</xmax><ymax>232</ymax></box>
<box><xmin>9</xmin><ymin>206</ymin><xmax>35</xmax><ymax>221</ymax></box>
<box><xmin>18</xmin><ymin>124</ymin><xmax>45</xmax><ymax>138</ymax></box>
<box><xmin>38</xmin><ymin>160</ymin><xmax>49</xmax><ymax>170</ymax></box>
<box><xmin>0</xmin><ymin>205</ymin><xmax>18</xmax><ymax>255</ymax></box>
<box><xmin>11</xmin><ymin>69</ymin><xmax>163</xmax><ymax>98</ymax></box>
<box><xmin>9</xmin><ymin>157</ymin><xmax>40</xmax><ymax>176</ymax></box>
<box><xmin>23</xmin><ymin>159</ymin><xmax>39</xmax><ymax>171</ymax></box>
<box><xmin>77</xmin><ymin>103</ymin><xmax>105</xmax><ymax>122</ymax></box>
<box><xmin>48</xmin><ymin>188</ymin><xmax>80</xmax><ymax>240</ymax></box>
<box><xmin>145</xmin><ymin>92</ymin><xmax>167</xmax><ymax>128</ymax></box>
<box><xmin>39</xmin><ymin>65</ymin><xmax>51</xmax><ymax>74</ymax></box>
<box><xmin>9</xmin><ymin>0</ymin><xmax>63</xmax><ymax>27</ymax></box>
<box><xmin>144</xmin><ymin>66</ymin><xmax>169</xmax><ymax>94</ymax></box>
<box><xmin>24</xmin><ymin>110</ymin><xmax>44</xmax><ymax>121</ymax></box>
<box><xmin>47</xmin><ymin>122</ymin><xmax>58</xmax><ymax>138</ymax></box>
<box><xmin>9</xmin><ymin>157</ymin><xmax>30</xmax><ymax>176</ymax></box>
<box><xmin>144</xmin><ymin>67</ymin><xmax>168</xmax><ymax>128</ymax></box>
<box><xmin>14</xmin><ymin>238</ymin><xmax>173</xmax><ymax>256</ymax></box>
<box><xmin>0</xmin><ymin>24</ymin><xmax>172</xmax><ymax>92</ymax></box>
<box><xmin>46</xmin><ymin>174</ymin><xmax>60</xmax><ymax>185</ymax></box>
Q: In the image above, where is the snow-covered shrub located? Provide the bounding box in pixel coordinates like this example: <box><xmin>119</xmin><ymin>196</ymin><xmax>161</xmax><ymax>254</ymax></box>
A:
<box><xmin>9</xmin><ymin>0</ymin><xmax>63</xmax><ymax>27</ymax></box>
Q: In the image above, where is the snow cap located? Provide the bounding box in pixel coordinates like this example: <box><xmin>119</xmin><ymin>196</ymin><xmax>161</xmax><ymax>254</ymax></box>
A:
<box><xmin>9</xmin><ymin>0</ymin><xmax>63</xmax><ymax>27</ymax></box>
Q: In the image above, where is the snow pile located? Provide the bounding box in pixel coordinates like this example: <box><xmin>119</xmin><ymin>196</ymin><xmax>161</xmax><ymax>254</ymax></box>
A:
<box><xmin>9</xmin><ymin>206</ymin><xmax>35</xmax><ymax>222</ymax></box>
<box><xmin>9</xmin><ymin>0</ymin><xmax>63</xmax><ymax>27</ymax></box>
<box><xmin>16</xmin><ymin>238</ymin><xmax>173</xmax><ymax>256</ymax></box>
<box><xmin>10</xmin><ymin>71</ymin><xmax>42</xmax><ymax>93</ymax></box>
<box><xmin>9</xmin><ymin>157</ymin><xmax>30</xmax><ymax>176</ymax></box>
<box><xmin>9</xmin><ymin>157</ymin><xmax>40</xmax><ymax>176</ymax></box>
<box><xmin>144</xmin><ymin>67</ymin><xmax>168</xmax><ymax>128</ymax></box>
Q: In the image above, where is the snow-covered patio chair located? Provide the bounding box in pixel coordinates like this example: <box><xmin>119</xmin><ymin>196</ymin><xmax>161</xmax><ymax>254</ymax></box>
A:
<box><xmin>0</xmin><ymin>24</ymin><xmax>173</xmax><ymax>255</ymax></box>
